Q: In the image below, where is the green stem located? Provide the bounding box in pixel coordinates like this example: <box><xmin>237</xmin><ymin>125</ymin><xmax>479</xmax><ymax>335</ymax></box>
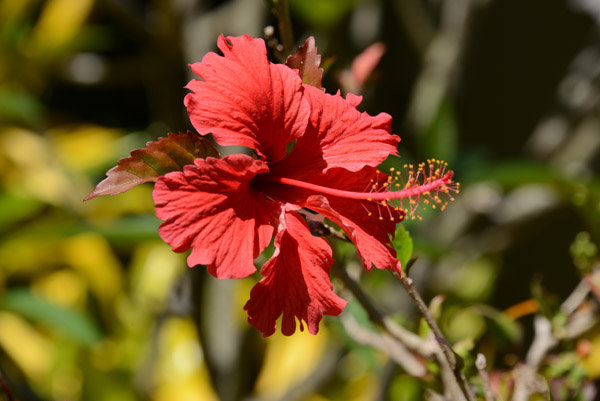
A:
<box><xmin>276</xmin><ymin>0</ymin><xmax>294</xmax><ymax>56</ymax></box>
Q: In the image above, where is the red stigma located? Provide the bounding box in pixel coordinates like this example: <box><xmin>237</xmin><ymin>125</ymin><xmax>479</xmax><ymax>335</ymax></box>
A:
<box><xmin>256</xmin><ymin>159</ymin><xmax>459</xmax><ymax>222</ymax></box>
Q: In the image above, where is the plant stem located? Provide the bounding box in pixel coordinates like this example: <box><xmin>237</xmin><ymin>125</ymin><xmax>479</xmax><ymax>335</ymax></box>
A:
<box><xmin>331</xmin><ymin>263</ymin><xmax>433</xmax><ymax>355</ymax></box>
<box><xmin>476</xmin><ymin>353</ymin><xmax>495</xmax><ymax>401</ymax></box>
<box><xmin>397</xmin><ymin>268</ymin><xmax>477</xmax><ymax>401</ymax></box>
<box><xmin>330</xmin><ymin>234</ymin><xmax>475</xmax><ymax>398</ymax></box>
<box><xmin>276</xmin><ymin>0</ymin><xmax>294</xmax><ymax>56</ymax></box>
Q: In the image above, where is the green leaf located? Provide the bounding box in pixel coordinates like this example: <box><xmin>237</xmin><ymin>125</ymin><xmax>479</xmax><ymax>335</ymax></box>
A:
<box><xmin>0</xmin><ymin>289</ymin><xmax>102</xmax><ymax>346</ymax></box>
<box><xmin>285</xmin><ymin>36</ymin><xmax>323</xmax><ymax>88</ymax></box>
<box><xmin>344</xmin><ymin>298</ymin><xmax>376</xmax><ymax>331</ymax></box>
<box><xmin>388</xmin><ymin>375</ymin><xmax>424</xmax><ymax>401</ymax></box>
<box><xmin>0</xmin><ymin>193</ymin><xmax>44</xmax><ymax>228</ymax></box>
<box><xmin>570</xmin><ymin>231</ymin><xmax>598</xmax><ymax>274</ymax></box>
<box><xmin>84</xmin><ymin>131</ymin><xmax>219</xmax><ymax>200</ymax></box>
<box><xmin>289</xmin><ymin>0</ymin><xmax>356</xmax><ymax>29</ymax></box>
<box><xmin>0</xmin><ymin>88</ymin><xmax>44</xmax><ymax>125</ymax></box>
<box><xmin>477</xmin><ymin>304</ymin><xmax>523</xmax><ymax>348</ymax></box>
<box><xmin>531</xmin><ymin>280</ymin><xmax>561</xmax><ymax>320</ymax></box>
<box><xmin>391</xmin><ymin>224</ymin><xmax>413</xmax><ymax>273</ymax></box>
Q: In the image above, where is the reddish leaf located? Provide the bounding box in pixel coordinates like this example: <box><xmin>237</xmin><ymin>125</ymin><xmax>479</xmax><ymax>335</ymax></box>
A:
<box><xmin>339</xmin><ymin>42</ymin><xmax>387</xmax><ymax>94</ymax></box>
<box><xmin>285</xmin><ymin>36</ymin><xmax>323</xmax><ymax>89</ymax></box>
<box><xmin>84</xmin><ymin>131</ymin><xmax>219</xmax><ymax>200</ymax></box>
<box><xmin>351</xmin><ymin>42</ymin><xmax>386</xmax><ymax>87</ymax></box>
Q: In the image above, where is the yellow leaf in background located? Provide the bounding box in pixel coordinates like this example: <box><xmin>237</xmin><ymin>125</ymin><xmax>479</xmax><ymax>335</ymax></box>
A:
<box><xmin>303</xmin><ymin>395</ymin><xmax>330</xmax><ymax>401</ymax></box>
<box><xmin>83</xmin><ymin>184</ymin><xmax>156</xmax><ymax>218</ymax></box>
<box><xmin>336</xmin><ymin>350</ymin><xmax>385</xmax><ymax>401</ymax></box>
<box><xmin>49</xmin><ymin>125</ymin><xmax>123</xmax><ymax>174</ymax></box>
<box><xmin>255</xmin><ymin>326</ymin><xmax>329</xmax><ymax>399</ymax></box>
<box><xmin>153</xmin><ymin>317</ymin><xmax>218</xmax><ymax>401</ymax></box>
<box><xmin>342</xmin><ymin>373</ymin><xmax>378</xmax><ymax>401</ymax></box>
<box><xmin>90</xmin><ymin>340</ymin><xmax>120</xmax><ymax>372</ymax></box>
<box><xmin>579</xmin><ymin>327</ymin><xmax>600</xmax><ymax>378</ymax></box>
<box><xmin>0</xmin><ymin>311</ymin><xmax>52</xmax><ymax>380</ymax></box>
<box><xmin>51</xmin><ymin>365</ymin><xmax>83</xmax><ymax>401</ymax></box>
<box><xmin>32</xmin><ymin>269</ymin><xmax>87</xmax><ymax>309</ymax></box>
<box><xmin>0</xmin><ymin>127</ymin><xmax>75</xmax><ymax>206</ymax></box>
<box><xmin>0</xmin><ymin>235</ymin><xmax>64</xmax><ymax>275</ymax></box>
<box><xmin>62</xmin><ymin>233</ymin><xmax>123</xmax><ymax>308</ymax></box>
<box><xmin>130</xmin><ymin>242</ymin><xmax>184</xmax><ymax>310</ymax></box>
<box><xmin>156</xmin><ymin>318</ymin><xmax>202</xmax><ymax>380</ymax></box>
<box><xmin>233</xmin><ymin>277</ymin><xmax>256</xmax><ymax>327</ymax></box>
<box><xmin>153</xmin><ymin>373</ymin><xmax>218</xmax><ymax>401</ymax></box>
<box><xmin>28</xmin><ymin>0</ymin><xmax>95</xmax><ymax>55</ymax></box>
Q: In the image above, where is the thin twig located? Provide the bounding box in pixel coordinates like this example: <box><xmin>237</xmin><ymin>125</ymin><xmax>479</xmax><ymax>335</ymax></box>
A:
<box><xmin>436</xmin><ymin>348</ymin><xmax>468</xmax><ymax>401</ymax></box>
<box><xmin>561</xmin><ymin>279</ymin><xmax>590</xmax><ymax>315</ymax></box>
<box><xmin>398</xmin><ymin>274</ymin><xmax>456</xmax><ymax>366</ymax></box>
<box><xmin>340</xmin><ymin>313</ymin><xmax>427</xmax><ymax>377</ymax></box>
<box><xmin>331</xmin><ymin>263</ymin><xmax>433</xmax><ymax>356</ymax></box>
<box><xmin>397</xmin><ymin>267</ymin><xmax>477</xmax><ymax>401</ymax></box>
<box><xmin>475</xmin><ymin>353</ymin><xmax>495</xmax><ymax>401</ymax></box>
<box><xmin>276</xmin><ymin>0</ymin><xmax>294</xmax><ymax>56</ymax></box>
<box><xmin>329</xmin><ymin>231</ymin><xmax>474</xmax><ymax>398</ymax></box>
<box><xmin>332</xmin><ymin>263</ymin><xmax>385</xmax><ymax>326</ymax></box>
<box><xmin>511</xmin><ymin>364</ymin><xmax>548</xmax><ymax>401</ymax></box>
<box><xmin>515</xmin><ymin>277</ymin><xmax>597</xmax><ymax>400</ymax></box>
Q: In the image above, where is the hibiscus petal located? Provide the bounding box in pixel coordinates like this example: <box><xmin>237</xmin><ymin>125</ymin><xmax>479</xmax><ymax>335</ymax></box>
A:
<box><xmin>305</xmin><ymin>192</ymin><xmax>401</xmax><ymax>271</ymax></box>
<box><xmin>153</xmin><ymin>154</ymin><xmax>279</xmax><ymax>278</ymax></box>
<box><xmin>260</xmin><ymin>166</ymin><xmax>403</xmax><ymax>271</ymax></box>
<box><xmin>185</xmin><ymin>35</ymin><xmax>310</xmax><ymax>163</ymax></box>
<box><xmin>271</xmin><ymin>85</ymin><xmax>398</xmax><ymax>179</ymax></box>
<box><xmin>244</xmin><ymin>210</ymin><xmax>346</xmax><ymax>336</ymax></box>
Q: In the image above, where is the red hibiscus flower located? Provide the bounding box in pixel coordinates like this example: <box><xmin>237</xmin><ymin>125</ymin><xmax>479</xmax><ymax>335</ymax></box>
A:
<box><xmin>87</xmin><ymin>34</ymin><xmax>457</xmax><ymax>337</ymax></box>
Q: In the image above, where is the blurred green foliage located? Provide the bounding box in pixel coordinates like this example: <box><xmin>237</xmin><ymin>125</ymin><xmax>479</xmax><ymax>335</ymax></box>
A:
<box><xmin>1</xmin><ymin>0</ymin><xmax>600</xmax><ymax>400</ymax></box>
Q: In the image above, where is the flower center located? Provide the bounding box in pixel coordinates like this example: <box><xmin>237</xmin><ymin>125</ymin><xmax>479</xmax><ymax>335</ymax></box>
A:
<box><xmin>257</xmin><ymin>159</ymin><xmax>459</xmax><ymax>220</ymax></box>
